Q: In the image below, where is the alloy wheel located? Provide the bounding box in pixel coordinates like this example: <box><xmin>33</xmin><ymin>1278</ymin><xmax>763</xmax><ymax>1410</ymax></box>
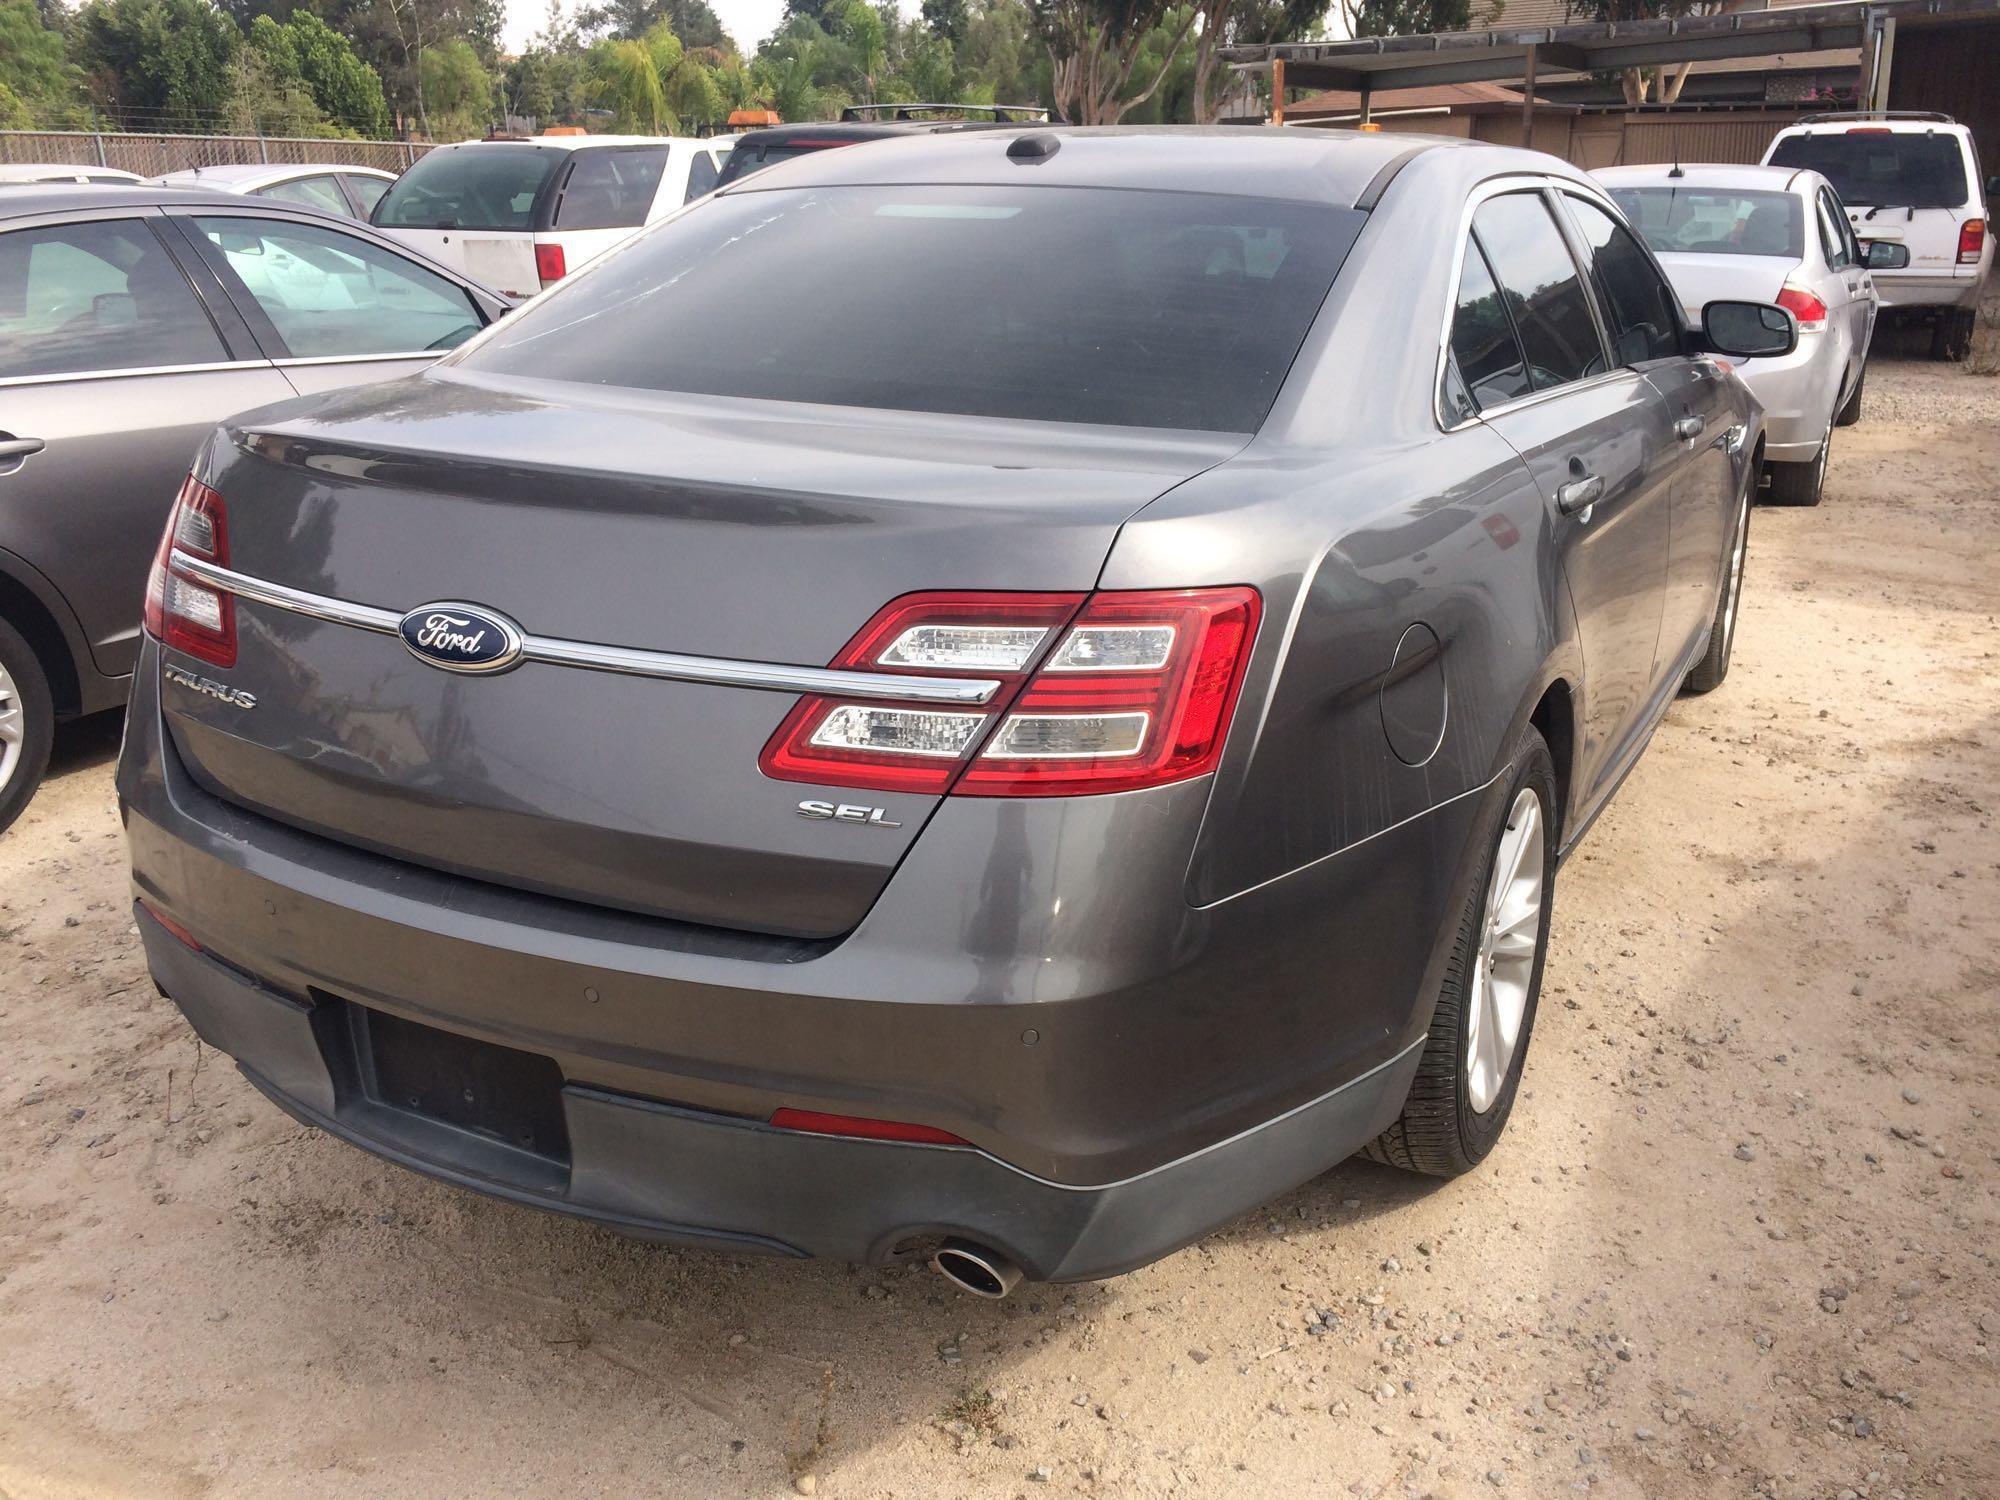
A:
<box><xmin>0</xmin><ymin>658</ymin><xmax>23</xmax><ymax>794</ymax></box>
<box><xmin>1466</xmin><ymin>787</ymin><xmax>1546</xmax><ymax>1114</ymax></box>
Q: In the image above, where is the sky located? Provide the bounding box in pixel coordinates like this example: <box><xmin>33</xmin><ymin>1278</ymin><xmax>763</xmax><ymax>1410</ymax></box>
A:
<box><xmin>502</xmin><ymin>0</ymin><xmax>806</xmax><ymax>54</ymax></box>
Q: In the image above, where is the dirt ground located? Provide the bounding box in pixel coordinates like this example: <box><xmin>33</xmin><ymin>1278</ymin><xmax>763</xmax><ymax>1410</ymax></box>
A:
<box><xmin>1</xmin><ymin>354</ymin><xmax>1996</xmax><ymax>1500</ymax></box>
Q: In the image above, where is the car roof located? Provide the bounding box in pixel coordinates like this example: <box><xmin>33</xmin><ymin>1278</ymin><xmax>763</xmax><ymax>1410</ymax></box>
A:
<box><xmin>154</xmin><ymin>163</ymin><xmax>396</xmax><ymax>187</ymax></box>
<box><xmin>1594</xmin><ymin>163</ymin><xmax>1818</xmax><ymax>193</ymax></box>
<box><xmin>0</xmin><ymin>163</ymin><xmax>145</xmax><ymax>183</ymax></box>
<box><xmin>729</xmin><ymin>121</ymin><xmax>1021</xmax><ymax>147</ymax></box>
<box><xmin>715</xmin><ymin>125</ymin><xmax>1462</xmax><ymax>207</ymax></box>
<box><xmin>431</xmin><ymin>134</ymin><xmax>716</xmax><ymax>153</ymax></box>
<box><xmin>0</xmin><ymin>182</ymin><xmax>384</xmax><ymax>222</ymax></box>
<box><xmin>1774</xmin><ymin>117</ymin><xmax>1972</xmax><ymax>136</ymax></box>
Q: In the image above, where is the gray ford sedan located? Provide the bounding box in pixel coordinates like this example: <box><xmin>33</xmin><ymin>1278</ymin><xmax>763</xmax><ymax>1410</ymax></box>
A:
<box><xmin>118</xmin><ymin>129</ymin><xmax>1792</xmax><ymax>1292</ymax></box>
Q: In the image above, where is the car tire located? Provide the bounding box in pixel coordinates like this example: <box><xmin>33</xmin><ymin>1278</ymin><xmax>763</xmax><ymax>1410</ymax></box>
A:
<box><xmin>1931</xmin><ymin>308</ymin><xmax>1976</xmax><ymax>363</ymax></box>
<box><xmin>1834</xmin><ymin>367</ymin><xmax>1864</xmax><ymax>427</ymax></box>
<box><xmin>1362</xmin><ymin>729</ymin><xmax>1557</xmax><ymax>1178</ymax></box>
<box><xmin>1683</xmin><ymin>481</ymin><xmax>1750</xmax><ymax>696</ymax></box>
<box><xmin>0</xmin><ymin>617</ymin><xmax>55</xmax><ymax>836</ymax></box>
<box><xmin>1765</xmin><ymin>428</ymin><xmax>1828</xmax><ymax>507</ymax></box>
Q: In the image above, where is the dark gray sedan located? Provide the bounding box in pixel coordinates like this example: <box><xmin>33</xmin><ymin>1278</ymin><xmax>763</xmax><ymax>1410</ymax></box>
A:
<box><xmin>118</xmin><ymin>129</ymin><xmax>1792</xmax><ymax>1292</ymax></box>
<box><xmin>0</xmin><ymin>185</ymin><xmax>510</xmax><ymax>830</ymax></box>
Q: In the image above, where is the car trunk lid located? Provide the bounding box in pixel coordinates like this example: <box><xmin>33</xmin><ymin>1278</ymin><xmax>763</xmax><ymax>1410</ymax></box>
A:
<box><xmin>159</xmin><ymin>371</ymin><xmax>1238</xmax><ymax>938</ymax></box>
<box><xmin>1654</xmin><ymin>252</ymin><xmax>1798</xmax><ymax>324</ymax></box>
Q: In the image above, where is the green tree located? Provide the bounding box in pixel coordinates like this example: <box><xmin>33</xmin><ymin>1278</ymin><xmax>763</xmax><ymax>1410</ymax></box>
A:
<box><xmin>417</xmin><ymin>33</ymin><xmax>493</xmax><ymax>136</ymax></box>
<box><xmin>578</xmin><ymin>0</ymin><xmax>730</xmax><ymax>48</ymax></box>
<box><xmin>76</xmin><ymin>0</ymin><xmax>242</xmax><ymax>130</ymax></box>
<box><xmin>1190</xmin><ymin>0</ymin><xmax>1321</xmax><ymax>122</ymax></box>
<box><xmin>829</xmin><ymin>0</ymin><xmax>885</xmax><ymax>96</ymax></box>
<box><xmin>1033</xmin><ymin>0</ymin><xmax>1195</xmax><ymax>123</ymax></box>
<box><xmin>589</xmin><ymin>18</ymin><xmax>722</xmax><ymax>131</ymax></box>
<box><xmin>248</xmin><ymin>9</ymin><xmax>391</xmax><ymax>132</ymax></box>
<box><xmin>920</xmin><ymin>0</ymin><xmax>967</xmax><ymax>41</ymax></box>
<box><xmin>0</xmin><ymin>0</ymin><xmax>87</xmax><ymax>124</ymax></box>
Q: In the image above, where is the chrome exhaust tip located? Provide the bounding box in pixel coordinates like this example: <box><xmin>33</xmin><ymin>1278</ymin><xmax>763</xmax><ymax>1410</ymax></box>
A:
<box><xmin>931</xmin><ymin>1238</ymin><xmax>1025</xmax><ymax>1299</ymax></box>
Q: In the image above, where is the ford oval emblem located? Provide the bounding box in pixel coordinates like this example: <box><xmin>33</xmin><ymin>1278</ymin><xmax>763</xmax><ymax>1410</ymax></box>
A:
<box><xmin>397</xmin><ymin>602</ymin><xmax>525</xmax><ymax>674</ymax></box>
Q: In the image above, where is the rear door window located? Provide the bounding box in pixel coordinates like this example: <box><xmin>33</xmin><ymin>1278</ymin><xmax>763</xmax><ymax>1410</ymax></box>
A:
<box><xmin>257</xmin><ymin>174</ymin><xmax>353</xmax><ymax>216</ymax></box>
<box><xmin>373</xmin><ymin>145</ymin><xmax>561</xmax><ymax>231</ymax></box>
<box><xmin>0</xmin><ymin>218</ymin><xmax>226</xmax><ymax>378</ymax></box>
<box><xmin>1562</xmin><ymin>194</ymin><xmax>1683</xmax><ymax>362</ymax></box>
<box><xmin>342</xmin><ymin>173</ymin><xmax>393</xmax><ymax>218</ymax></box>
<box><xmin>1768</xmin><ymin>131</ymin><xmax>1969</xmax><ymax>209</ymax></box>
<box><xmin>1815</xmin><ymin>189</ymin><xmax>1853</xmax><ymax>268</ymax></box>
<box><xmin>1447</xmin><ymin>237</ymin><xmax>1532</xmax><ymax>416</ymax></box>
<box><xmin>554</xmin><ymin>149</ymin><xmax>670</xmax><ymax>230</ymax></box>
<box><xmin>193</xmin><ymin>216</ymin><xmax>483</xmax><ymax>357</ymax></box>
<box><xmin>1471</xmin><ymin>193</ymin><xmax>1607</xmax><ymax>391</ymax></box>
<box><xmin>683</xmin><ymin>150</ymin><xmax>720</xmax><ymax>203</ymax></box>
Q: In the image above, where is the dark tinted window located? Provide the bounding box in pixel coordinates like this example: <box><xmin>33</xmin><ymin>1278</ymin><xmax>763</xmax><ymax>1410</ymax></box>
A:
<box><xmin>1472</xmin><ymin>193</ymin><xmax>1606</xmax><ymax>390</ymax></box>
<box><xmin>460</xmin><ymin>185</ymin><xmax>1361</xmax><ymax>433</ymax></box>
<box><xmin>373</xmin><ymin>145</ymin><xmax>561</xmax><ymax>231</ymax></box>
<box><xmin>714</xmin><ymin>140</ymin><xmax>845</xmax><ymax>187</ymax></box>
<box><xmin>684</xmin><ymin>150</ymin><xmax>720</xmax><ymax>203</ymax></box>
<box><xmin>1564</xmin><ymin>195</ymin><xmax>1682</xmax><ymax>363</ymax></box>
<box><xmin>1448</xmin><ymin>239</ymin><xmax>1531</xmax><ymax>415</ymax></box>
<box><xmin>1815</xmin><ymin>190</ymin><xmax>1853</xmax><ymax>268</ymax></box>
<box><xmin>0</xmin><ymin>218</ymin><xmax>224</xmax><ymax>378</ymax></box>
<box><xmin>1608</xmin><ymin>186</ymin><xmax>1805</xmax><ymax>258</ymax></box>
<box><xmin>554</xmin><ymin>148</ymin><xmax>668</xmax><ymax>229</ymax></box>
<box><xmin>1768</xmin><ymin>131</ymin><xmax>1969</xmax><ymax>209</ymax></box>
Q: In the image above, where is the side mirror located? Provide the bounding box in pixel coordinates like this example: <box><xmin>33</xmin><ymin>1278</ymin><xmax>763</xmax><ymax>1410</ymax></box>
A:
<box><xmin>1861</xmin><ymin>239</ymin><xmax>1911</xmax><ymax>270</ymax></box>
<box><xmin>1702</xmin><ymin>300</ymin><xmax>1798</xmax><ymax>359</ymax></box>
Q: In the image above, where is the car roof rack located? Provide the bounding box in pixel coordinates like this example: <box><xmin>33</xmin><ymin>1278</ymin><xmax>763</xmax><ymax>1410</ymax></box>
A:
<box><xmin>1792</xmin><ymin>110</ymin><xmax>1956</xmax><ymax>126</ymax></box>
<box><xmin>838</xmin><ymin>103</ymin><xmax>1052</xmax><ymax>123</ymax></box>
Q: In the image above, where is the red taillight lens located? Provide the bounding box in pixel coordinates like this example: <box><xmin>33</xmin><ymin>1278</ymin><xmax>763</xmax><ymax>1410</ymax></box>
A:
<box><xmin>535</xmin><ymin>241</ymin><xmax>567</xmax><ymax>284</ymax></box>
<box><xmin>1959</xmin><ymin>217</ymin><xmax>1986</xmax><ymax>265</ymax></box>
<box><xmin>143</xmin><ymin>474</ymin><xmax>236</xmax><ymax>667</ymax></box>
<box><xmin>768</xmin><ymin>1107</ymin><xmax>968</xmax><ymax>1146</ymax></box>
<box><xmin>758</xmin><ymin>586</ymin><xmax>1261</xmax><ymax>798</ymax></box>
<box><xmin>1776</xmin><ymin>283</ymin><xmax>1827</xmax><ymax>331</ymax></box>
<box><xmin>957</xmin><ymin>588</ymin><xmax>1261</xmax><ymax>797</ymax></box>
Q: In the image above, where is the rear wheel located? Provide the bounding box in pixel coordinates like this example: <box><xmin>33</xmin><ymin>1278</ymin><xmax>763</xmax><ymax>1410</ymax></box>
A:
<box><xmin>1834</xmin><ymin>367</ymin><xmax>1865</xmax><ymax>427</ymax></box>
<box><xmin>0</xmin><ymin>618</ymin><xmax>55</xmax><ymax>836</ymax></box>
<box><xmin>1765</xmin><ymin>427</ymin><xmax>1828</xmax><ymax>507</ymax></box>
<box><xmin>1932</xmin><ymin>307</ymin><xmax>1976</xmax><ymax>363</ymax></box>
<box><xmin>1363</xmin><ymin>731</ymin><xmax>1556</xmax><ymax>1178</ymax></box>
<box><xmin>1684</xmin><ymin>482</ymin><xmax>1750</xmax><ymax>696</ymax></box>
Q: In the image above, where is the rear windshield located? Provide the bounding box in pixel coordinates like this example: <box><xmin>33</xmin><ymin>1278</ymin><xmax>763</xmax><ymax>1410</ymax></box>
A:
<box><xmin>457</xmin><ymin>185</ymin><xmax>1360</xmax><ymax>432</ymax></box>
<box><xmin>554</xmin><ymin>148</ymin><xmax>668</xmax><ymax>229</ymax></box>
<box><xmin>1607</xmin><ymin>186</ymin><xmax>1805</xmax><ymax>258</ymax></box>
<box><xmin>713</xmin><ymin>141</ymin><xmax>847</xmax><ymax>187</ymax></box>
<box><xmin>373</xmin><ymin>145</ymin><xmax>562</xmax><ymax>231</ymax></box>
<box><xmin>1768</xmin><ymin>131</ymin><xmax>1969</xmax><ymax>209</ymax></box>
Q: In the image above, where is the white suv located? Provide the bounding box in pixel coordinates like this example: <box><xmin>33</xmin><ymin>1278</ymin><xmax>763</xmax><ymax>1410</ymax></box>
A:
<box><xmin>1763</xmin><ymin>112</ymin><xmax>1994</xmax><ymax>361</ymax></box>
<box><xmin>372</xmin><ymin>135</ymin><xmax>733</xmax><ymax>300</ymax></box>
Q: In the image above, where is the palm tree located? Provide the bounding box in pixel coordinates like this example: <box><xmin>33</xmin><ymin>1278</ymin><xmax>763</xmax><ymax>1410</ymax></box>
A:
<box><xmin>592</xmin><ymin>21</ymin><xmax>720</xmax><ymax>133</ymax></box>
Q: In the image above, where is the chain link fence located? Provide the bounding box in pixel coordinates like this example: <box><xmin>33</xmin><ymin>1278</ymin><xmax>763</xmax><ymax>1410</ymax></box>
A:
<box><xmin>1</xmin><ymin>130</ymin><xmax>432</xmax><ymax>178</ymax></box>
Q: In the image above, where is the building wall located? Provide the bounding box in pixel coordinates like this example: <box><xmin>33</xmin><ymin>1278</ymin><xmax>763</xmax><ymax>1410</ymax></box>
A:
<box><xmin>1887</xmin><ymin>18</ymin><xmax>2000</xmax><ymax>198</ymax></box>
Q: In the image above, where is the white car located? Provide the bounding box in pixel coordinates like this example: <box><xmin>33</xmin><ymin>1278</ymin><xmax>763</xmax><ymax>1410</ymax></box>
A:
<box><xmin>1597</xmin><ymin>162</ymin><xmax>1904</xmax><ymax>508</ymax></box>
<box><xmin>151</xmin><ymin>163</ymin><xmax>399</xmax><ymax>220</ymax></box>
<box><xmin>371</xmin><ymin>135</ymin><xmax>734</xmax><ymax>300</ymax></box>
<box><xmin>1763</xmin><ymin>112</ymin><xmax>1994</xmax><ymax>362</ymax></box>
<box><xmin>0</xmin><ymin>163</ymin><xmax>145</xmax><ymax>185</ymax></box>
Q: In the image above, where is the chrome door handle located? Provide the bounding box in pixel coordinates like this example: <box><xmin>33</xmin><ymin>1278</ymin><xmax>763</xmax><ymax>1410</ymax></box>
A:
<box><xmin>1556</xmin><ymin>474</ymin><xmax>1604</xmax><ymax>516</ymax></box>
<box><xmin>0</xmin><ymin>436</ymin><xmax>46</xmax><ymax>462</ymax></box>
<box><xmin>1674</xmin><ymin>415</ymin><xmax>1705</xmax><ymax>441</ymax></box>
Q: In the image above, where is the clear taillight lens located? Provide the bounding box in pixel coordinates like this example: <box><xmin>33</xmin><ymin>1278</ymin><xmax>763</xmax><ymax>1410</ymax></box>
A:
<box><xmin>143</xmin><ymin>474</ymin><xmax>236</xmax><ymax>668</ymax></box>
<box><xmin>758</xmin><ymin>586</ymin><xmax>1260</xmax><ymax>798</ymax></box>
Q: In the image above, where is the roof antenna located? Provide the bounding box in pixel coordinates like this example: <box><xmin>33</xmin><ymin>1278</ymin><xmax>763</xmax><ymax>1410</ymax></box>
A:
<box><xmin>1668</xmin><ymin>130</ymin><xmax>1684</xmax><ymax>178</ymax></box>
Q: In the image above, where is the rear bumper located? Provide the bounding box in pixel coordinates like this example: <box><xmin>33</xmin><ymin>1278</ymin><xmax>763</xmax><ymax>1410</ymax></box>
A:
<box><xmin>120</xmin><ymin>646</ymin><xmax>1489</xmax><ymax>1281</ymax></box>
<box><xmin>1874</xmin><ymin>270</ymin><xmax>1985</xmax><ymax>312</ymax></box>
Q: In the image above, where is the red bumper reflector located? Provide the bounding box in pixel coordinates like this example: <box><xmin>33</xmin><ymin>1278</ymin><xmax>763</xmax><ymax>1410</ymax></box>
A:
<box><xmin>768</xmin><ymin>1107</ymin><xmax>968</xmax><ymax>1146</ymax></box>
<box><xmin>140</xmin><ymin>901</ymin><xmax>201</xmax><ymax>952</ymax></box>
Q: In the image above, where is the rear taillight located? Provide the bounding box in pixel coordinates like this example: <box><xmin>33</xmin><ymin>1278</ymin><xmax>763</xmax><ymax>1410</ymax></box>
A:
<box><xmin>1959</xmin><ymin>217</ymin><xmax>1986</xmax><ymax>265</ymax></box>
<box><xmin>1845</xmin><ymin>127</ymin><xmax>1892</xmax><ymax>135</ymax></box>
<box><xmin>535</xmin><ymin>241</ymin><xmax>567</xmax><ymax>284</ymax></box>
<box><xmin>1776</xmin><ymin>282</ymin><xmax>1827</xmax><ymax>332</ymax></box>
<box><xmin>768</xmin><ymin>1108</ymin><xmax>967</xmax><ymax>1146</ymax></box>
<box><xmin>143</xmin><ymin>474</ymin><xmax>235</xmax><ymax>667</ymax></box>
<box><xmin>759</xmin><ymin>586</ymin><xmax>1261</xmax><ymax>798</ymax></box>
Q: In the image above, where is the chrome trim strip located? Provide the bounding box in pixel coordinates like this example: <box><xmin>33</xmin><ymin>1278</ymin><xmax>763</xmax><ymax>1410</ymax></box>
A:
<box><xmin>0</xmin><ymin>358</ymin><xmax>269</xmax><ymax>390</ymax></box>
<box><xmin>170</xmin><ymin>552</ymin><xmax>1002</xmax><ymax>706</ymax></box>
<box><xmin>269</xmin><ymin>352</ymin><xmax>443</xmax><ymax>368</ymax></box>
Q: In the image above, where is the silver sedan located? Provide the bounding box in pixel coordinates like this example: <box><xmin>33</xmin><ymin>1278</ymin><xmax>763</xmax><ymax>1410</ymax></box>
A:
<box><xmin>1595</xmin><ymin>162</ymin><xmax>1905</xmax><ymax>508</ymax></box>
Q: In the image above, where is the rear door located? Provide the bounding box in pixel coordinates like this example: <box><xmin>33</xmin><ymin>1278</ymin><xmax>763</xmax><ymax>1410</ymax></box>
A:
<box><xmin>0</xmin><ymin>209</ymin><xmax>292</xmax><ymax>678</ymax></box>
<box><xmin>542</xmin><ymin>145</ymin><xmax>671</xmax><ymax>274</ymax></box>
<box><xmin>1449</xmin><ymin>186</ymin><xmax>1678</xmax><ymax>800</ymax></box>
<box><xmin>165</xmin><ymin>207</ymin><xmax>496</xmax><ymax>396</ymax></box>
<box><xmin>1816</xmin><ymin>185</ymin><xmax>1874</xmax><ymax>377</ymax></box>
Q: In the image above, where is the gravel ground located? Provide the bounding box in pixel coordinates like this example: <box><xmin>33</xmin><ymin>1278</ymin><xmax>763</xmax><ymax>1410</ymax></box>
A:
<box><xmin>1</xmin><ymin>357</ymin><xmax>1996</xmax><ymax>1500</ymax></box>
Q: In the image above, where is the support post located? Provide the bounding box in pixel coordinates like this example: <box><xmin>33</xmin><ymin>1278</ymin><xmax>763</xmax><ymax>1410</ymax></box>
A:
<box><xmin>1272</xmin><ymin>56</ymin><xmax>1286</xmax><ymax>126</ymax></box>
<box><xmin>1521</xmin><ymin>44</ymin><xmax>1538</xmax><ymax>150</ymax></box>
<box><xmin>1360</xmin><ymin>83</ymin><xmax>1373</xmax><ymax>126</ymax></box>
